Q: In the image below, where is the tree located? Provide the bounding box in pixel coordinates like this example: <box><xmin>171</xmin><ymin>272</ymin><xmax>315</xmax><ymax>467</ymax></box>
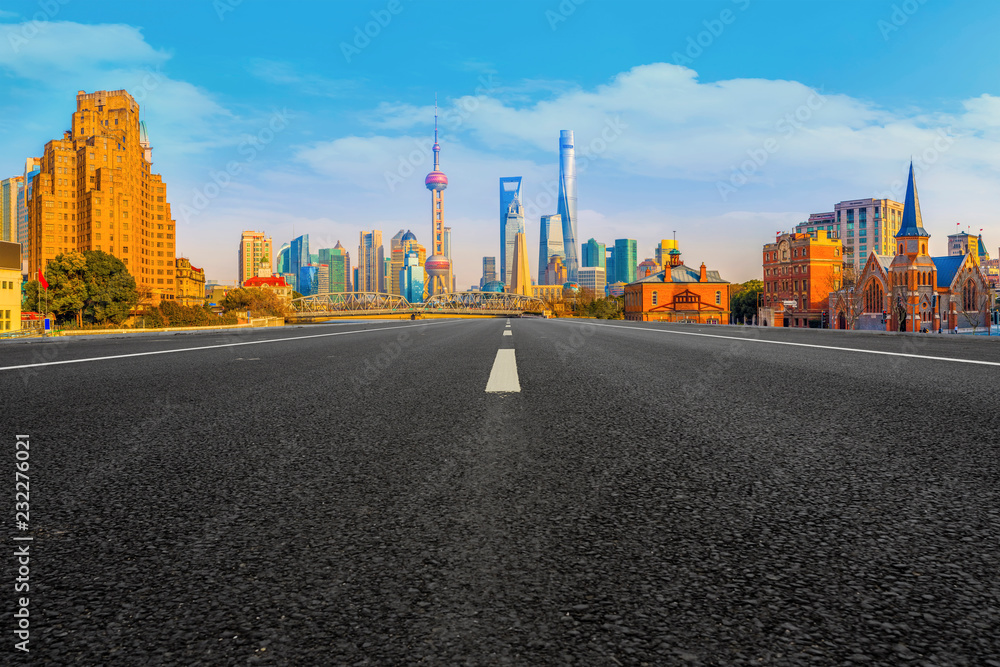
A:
<box><xmin>731</xmin><ymin>280</ymin><xmax>763</xmax><ymax>324</ymax></box>
<box><xmin>221</xmin><ymin>287</ymin><xmax>289</xmax><ymax>318</ymax></box>
<box><xmin>83</xmin><ymin>251</ymin><xmax>139</xmax><ymax>325</ymax></box>
<box><xmin>44</xmin><ymin>251</ymin><xmax>88</xmax><ymax>325</ymax></box>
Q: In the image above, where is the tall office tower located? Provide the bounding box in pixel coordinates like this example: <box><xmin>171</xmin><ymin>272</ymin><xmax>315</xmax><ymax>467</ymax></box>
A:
<box><xmin>500</xmin><ymin>177</ymin><xmax>525</xmax><ymax>288</ymax></box>
<box><xmin>275</xmin><ymin>242</ymin><xmax>290</xmax><ymax>275</ymax></box>
<box><xmin>538</xmin><ymin>213</ymin><xmax>564</xmax><ymax>285</ymax></box>
<box><xmin>388</xmin><ymin>229</ymin><xmax>407</xmax><ymax>295</ymax></box>
<box><xmin>614</xmin><ymin>239</ymin><xmax>637</xmax><ymax>284</ymax></box>
<box><xmin>1</xmin><ymin>176</ymin><xmax>23</xmax><ymax>242</ymax></box>
<box><xmin>481</xmin><ymin>256</ymin><xmax>497</xmax><ymax>288</ymax></box>
<box><xmin>18</xmin><ymin>158</ymin><xmax>40</xmax><ymax>270</ymax></box>
<box><xmin>443</xmin><ymin>226</ymin><xmax>454</xmax><ymax>292</ymax></box>
<box><xmin>353</xmin><ymin>267</ymin><xmax>359</xmax><ymax>293</ymax></box>
<box><xmin>654</xmin><ymin>239</ymin><xmax>678</xmax><ymax>268</ymax></box>
<box><xmin>238</xmin><ymin>230</ymin><xmax>273</xmax><ymax>286</ymax></box>
<box><xmin>289</xmin><ymin>234</ymin><xmax>310</xmax><ymax>293</ymax></box>
<box><xmin>510</xmin><ymin>231</ymin><xmax>532</xmax><ymax>296</ymax></box>
<box><xmin>298</xmin><ymin>265</ymin><xmax>319</xmax><ymax>296</ymax></box>
<box><xmin>605</xmin><ymin>247</ymin><xmax>616</xmax><ymax>285</ymax></box>
<box><xmin>358</xmin><ymin>229</ymin><xmax>384</xmax><ymax>293</ymax></box>
<box><xmin>558</xmin><ymin>130</ymin><xmax>579</xmax><ymax>281</ymax></box>
<box><xmin>582</xmin><ymin>238</ymin><xmax>606</xmax><ymax>269</ymax></box>
<box><xmin>400</xmin><ymin>249</ymin><xmax>425</xmax><ymax>303</ymax></box>
<box><xmin>27</xmin><ymin>90</ymin><xmax>178</xmax><ymax>303</ymax></box>
<box><xmin>390</xmin><ymin>230</ymin><xmax>420</xmax><ymax>296</ymax></box>
<box><xmin>424</xmin><ymin>103</ymin><xmax>452</xmax><ymax>297</ymax></box>
<box><xmin>326</xmin><ymin>241</ymin><xmax>350</xmax><ymax>293</ymax></box>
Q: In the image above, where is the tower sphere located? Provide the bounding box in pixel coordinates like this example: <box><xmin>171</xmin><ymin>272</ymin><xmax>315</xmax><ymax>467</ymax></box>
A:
<box><xmin>425</xmin><ymin>254</ymin><xmax>450</xmax><ymax>278</ymax></box>
<box><xmin>425</xmin><ymin>170</ymin><xmax>448</xmax><ymax>191</ymax></box>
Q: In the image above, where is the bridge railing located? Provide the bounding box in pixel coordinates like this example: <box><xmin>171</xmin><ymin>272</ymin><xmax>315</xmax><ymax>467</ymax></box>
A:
<box><xmin>290</xmin><ymin>291</ymin><xmax>545</xmax><ymax>315</ymax></box>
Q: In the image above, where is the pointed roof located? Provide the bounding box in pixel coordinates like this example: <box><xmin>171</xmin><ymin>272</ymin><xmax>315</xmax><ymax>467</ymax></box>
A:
<box><xmin>333</xmin><ymin>240</ymin><xmax>344</xmax><ymax>250</ymax></box>
<box><xmin>978</xmin><ymin>234</ymin><xmax>988</xmax><ymax>257</ymax></box>
<box><xmin>895</xmin><ymin>162</ymin><xmax>930</xmax><ymax>238</ymax></box>
<box><xmin>932</xmin><ymin>255</ymin><xmax>964</xmax><ymax>289</ymax></box>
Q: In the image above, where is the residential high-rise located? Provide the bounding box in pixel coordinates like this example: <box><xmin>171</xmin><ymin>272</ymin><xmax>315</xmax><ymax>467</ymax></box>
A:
<box><xmin>544</xmin><ymin>255</ymin><xmax>567</xmax><ymax>285</ymax></box>
<box><xmin>238</xmin><ymin>230</ymin><xmax>273</xmax><ymax>286</ymax></box>
<box><xmin>500</xmin><ymin>177</ymin><xmax>524</xmax><ymax>287</ymax></box>
<box><xmin>578</xmin><ymin>266</ymin><xmax>607</xmax><ymax>297</ymax></box>
<box><xmin>794</xmin><ymin>198</ymin><xmax>904</xmax><ymax>273</ymax></box>
<box><xmin>510</xmin><ymin>231</ymin><xmax>531</xmax><ymax>296</ymax></box>
<box><xmin>538</xmin><ymin>213</ymin><xmax>563</xmax><ymax>285</ymax></box>
<box><xmin>558</xmin><ymin>130</ymin><xmax>579</xmax><ymax>281</ymax></box>
<box><xmin>614</xmin><ymin>239</ymin><xmax>638</xmax><ymax>284</ymax></box>
<box><xmin>424</xmin><ymin>103</ymin><xmax>452</xmax><ymax>297</ymax></box>
<box><xmin>582</xmin><ymin>238</ymin><xmax>605</xmax><ymax>269</ymax></box>
<box><xmin>316</xmin><ymin>264</ymin><xmax>329</xmax><ymax>295</ymax></box>
<box><xmin>18</xmin><ymin>158</ymin><xmax>40</xmax><ymax>270</ymax></box>
<box><xmin>289</xmin><ymin>234</ymin><xmax>310</xmax><ymax>293</ymax></box>
<box><xmin>27</xmin><ymin>90</ymin><xmax>177</xmax><ymax>303</ymax></box>
<box><xmin>358</xmin><ymin>229</ymin><xmax>384</xmax><ymax>293</ymax></box>
<box><xmin>1</xmin><ymin>176</ymin><xmax>23</xmax><ymax>243</ymax></box>
<box><xmin>481</xmin><ymin>256</ymin><xmax>497</xmax><ymax>288</ymax></box>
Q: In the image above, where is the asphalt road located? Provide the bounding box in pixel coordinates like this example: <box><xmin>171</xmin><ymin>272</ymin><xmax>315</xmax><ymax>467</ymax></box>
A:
<box><xmin>2</xmin><ymin>319</ymin><xmax>999</xmax><ymax>665</ymax></box>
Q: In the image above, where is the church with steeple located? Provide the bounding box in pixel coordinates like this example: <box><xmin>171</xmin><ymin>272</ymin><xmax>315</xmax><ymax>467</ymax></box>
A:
<box><xmin>830</xmin><ymin>163</ymin><xmax>990</xmax><ymax>332</ymax></box>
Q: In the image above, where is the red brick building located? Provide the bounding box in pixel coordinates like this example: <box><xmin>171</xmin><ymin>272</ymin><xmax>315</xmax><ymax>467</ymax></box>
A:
<box><xmin>760</xmin><ymin>230</ymin><xmax>843</xmax><ymax>327</ymax></box>
<box><xmin>624</xmin><ymin>249</ymin><xmax>731</xmax><ymax>323</ymax></box>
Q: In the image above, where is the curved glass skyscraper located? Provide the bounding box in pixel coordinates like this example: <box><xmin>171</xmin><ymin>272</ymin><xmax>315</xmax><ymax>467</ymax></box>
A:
<box><xmin>558</xmin><ymin>130</ymin><xmax>578</xmax><ymax>281</ymax></box>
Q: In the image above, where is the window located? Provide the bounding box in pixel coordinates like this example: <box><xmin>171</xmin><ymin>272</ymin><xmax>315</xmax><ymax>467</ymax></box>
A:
<box><xmin>716</xmin><ymin>291</ymin><xmax>721</xmax><ymax>305</ymax></box>
<box><xmin>652</xmin><ymin>291</ymin><xmax>658</xmax><ymax>305</ymax></box>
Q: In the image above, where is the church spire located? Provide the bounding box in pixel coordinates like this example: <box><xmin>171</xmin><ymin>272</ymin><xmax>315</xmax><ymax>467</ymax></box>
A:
<box><xmin>895</xmin><ymin>161</ymin><xmax>929</xmax><ymax>238</ymax></box>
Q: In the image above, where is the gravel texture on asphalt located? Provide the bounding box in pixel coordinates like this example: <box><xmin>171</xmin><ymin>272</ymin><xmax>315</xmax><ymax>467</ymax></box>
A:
<box><xmin>2</xmin><ymin>319</ymin><xmax>999</xmax><ymax>665</ymax></box>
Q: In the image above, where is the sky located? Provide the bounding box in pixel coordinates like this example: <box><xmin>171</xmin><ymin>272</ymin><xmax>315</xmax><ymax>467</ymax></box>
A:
<box><xmin>2</xmin><ymin>0</ymin><xmax>999</xmax><ymax>286</ymax></box>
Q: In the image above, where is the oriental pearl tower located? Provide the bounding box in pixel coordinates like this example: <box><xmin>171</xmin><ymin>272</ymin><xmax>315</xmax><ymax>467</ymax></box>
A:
<box><xmin>424</xmin><ymin>100</ymin><xmax>451</xmax><ymax>297</ymax></box>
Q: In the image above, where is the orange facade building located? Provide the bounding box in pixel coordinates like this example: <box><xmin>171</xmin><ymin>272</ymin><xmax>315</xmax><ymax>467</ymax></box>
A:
<box><xmin>761</xmin><ymin>230</ymin><xmax>843</xmax><ymax>327</ymax></box>
<box><xmin>27</xmin><ymin>90</ymin><xmax>177</xmax><ymax>305</ymax></box>
<box><xmin>623</xmin><ymin>249</ymin><xmax>731</xmax><ymax>323</ymax></box>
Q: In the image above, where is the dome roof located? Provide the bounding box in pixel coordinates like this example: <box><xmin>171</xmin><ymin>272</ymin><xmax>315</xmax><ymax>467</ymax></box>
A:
<box><xmin>482</xmin><ymin>280</ymin><xmax>505</xmax><ymax>293</ymax></box>
<box><xmin>401</xmin><ymin>230</ymin><xmax>417</xmax><ymax>242</ymax></box>
<box><xmin>425</xmin><ymin>171</ymin><xmax>448</xmax><ymax>191</ymax></box>
<box><xmin>668</xmin><ymin>248</ymin><xmax>681</xmax><ymax>255</ymax></box>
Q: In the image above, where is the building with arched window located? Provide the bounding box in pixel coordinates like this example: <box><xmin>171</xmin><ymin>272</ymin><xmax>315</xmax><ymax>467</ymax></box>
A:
<box><xmin>829</xmin><ymin>163</ymin><xmax>990</xmax><ymax>332</ymax></box>
<box><xmin>623</xmin><ymin>248</ymin><xmax>731</xmax><ymax>323</ymax></box>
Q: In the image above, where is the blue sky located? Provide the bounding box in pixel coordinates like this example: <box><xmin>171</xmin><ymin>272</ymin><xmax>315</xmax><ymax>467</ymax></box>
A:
<box><xmin>2</xmin><ymin>0</ymin><xmax>999</xmax><ymax>285</ymax></box>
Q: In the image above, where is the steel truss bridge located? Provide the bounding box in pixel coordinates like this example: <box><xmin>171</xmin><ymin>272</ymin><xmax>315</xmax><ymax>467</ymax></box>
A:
<box><xmin>289</xmin><ymin>292</ymin><xmax>546</xmax><ymax>319</ymax></box>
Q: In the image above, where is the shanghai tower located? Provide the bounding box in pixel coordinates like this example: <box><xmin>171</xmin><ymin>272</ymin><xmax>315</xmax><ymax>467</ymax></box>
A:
<box><xmin>557</xmin><ymin>130</ymin><xmax>578</xmax><ymax>281</ymax></box>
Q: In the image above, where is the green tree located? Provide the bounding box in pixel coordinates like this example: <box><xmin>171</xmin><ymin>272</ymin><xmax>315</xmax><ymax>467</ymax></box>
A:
<box><xmin>21</xmin><ymin>280</ymin><xmax>43</xmax><ymax>314</ymax></box>
<box><xmin>84</xmin><ymin>250</ymin><xmax>139</xmax><ymax>324</ymax></box>
<box><xmin>44</xmin><ymin>251</ymin><xmax>89</xmax><ymax>325</ymax></box>
<box><xmin>221</xmin><ymin>287</ymin><xmax>288</xmax><ymax>317</ymax></box>
<box><xmin>731</xmin><ymin>279</ymin><xmax>763</xmax><ymax>324</ymax></box>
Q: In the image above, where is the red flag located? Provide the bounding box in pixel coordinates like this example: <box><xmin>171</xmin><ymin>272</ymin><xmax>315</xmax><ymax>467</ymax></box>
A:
<box><xmin>38</xmin><ymin>270</ymin><xmax>48</xmax><ymax>290</ymax></box>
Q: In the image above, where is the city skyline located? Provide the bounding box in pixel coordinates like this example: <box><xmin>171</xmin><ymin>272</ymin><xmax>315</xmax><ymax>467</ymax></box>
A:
<box><xmin>1</xmin><ymin>1</ymin><xmax>1000</xmax><ymax>288</ymax></box>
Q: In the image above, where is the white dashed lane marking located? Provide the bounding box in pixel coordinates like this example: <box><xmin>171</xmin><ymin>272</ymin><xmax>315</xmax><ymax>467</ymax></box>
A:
<box><xmin>485</xmin><ymin>349</ymin><xmax>520</xmax><ymax>392</ymax></box>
